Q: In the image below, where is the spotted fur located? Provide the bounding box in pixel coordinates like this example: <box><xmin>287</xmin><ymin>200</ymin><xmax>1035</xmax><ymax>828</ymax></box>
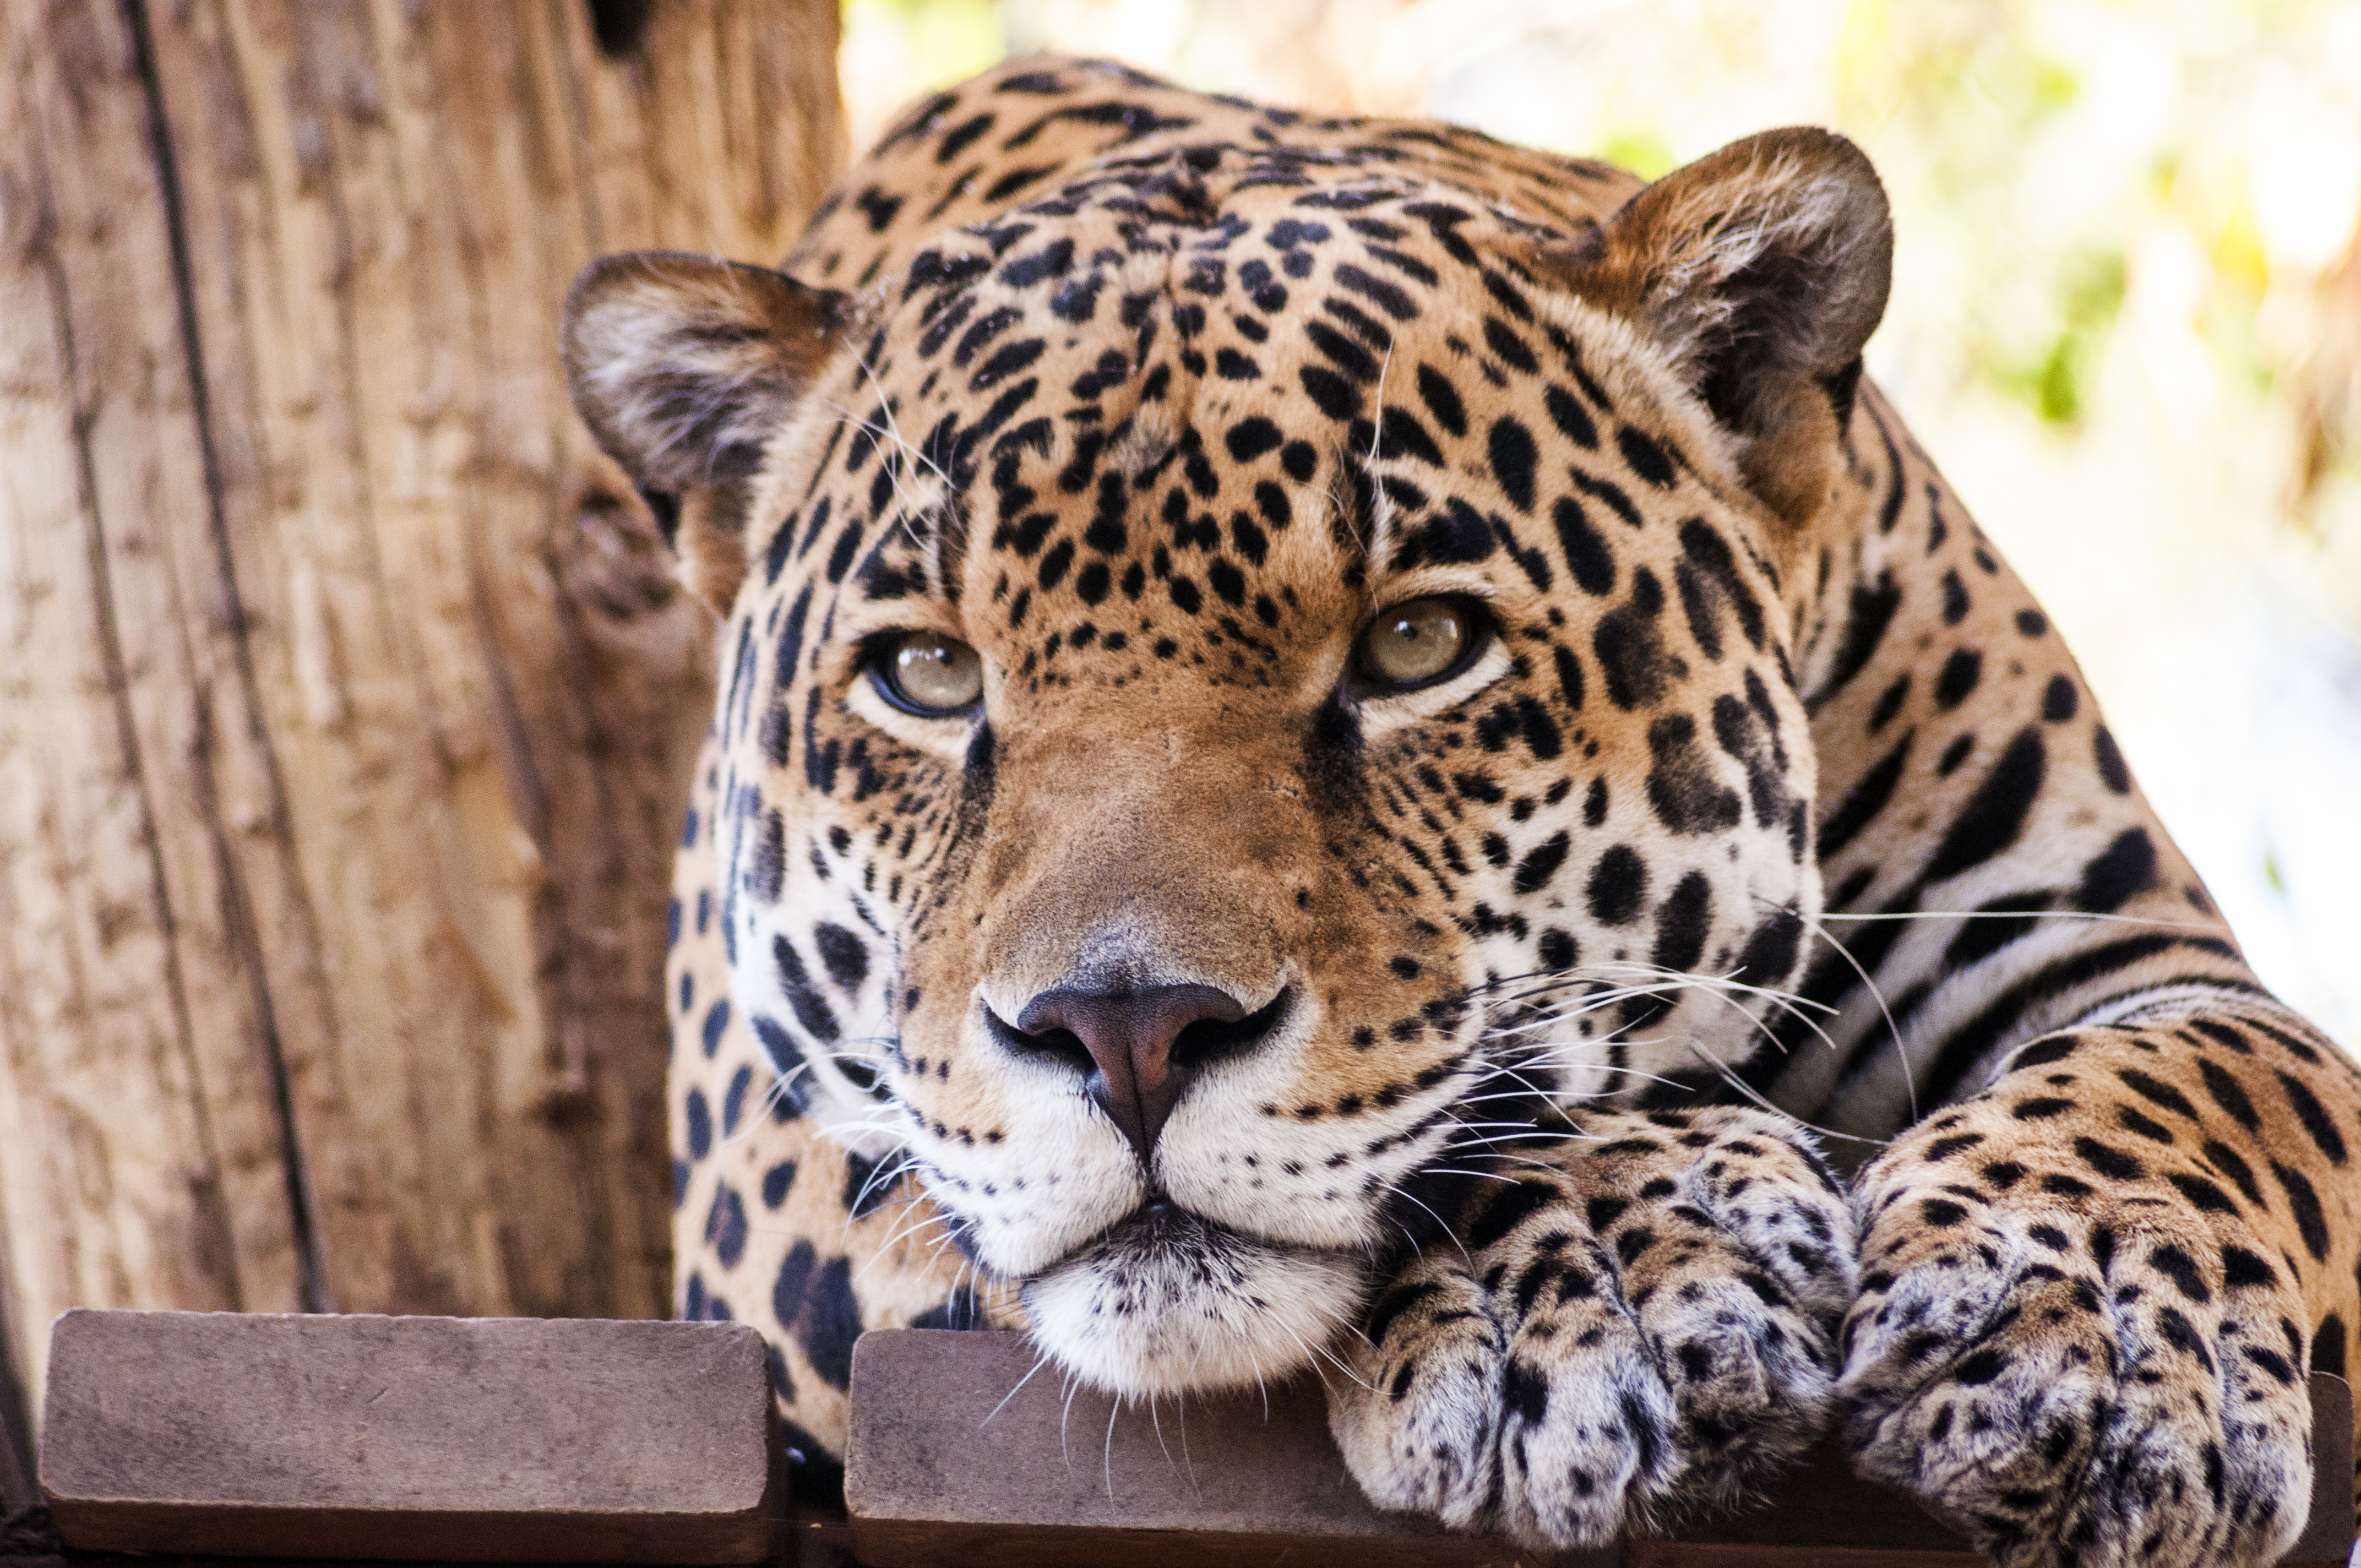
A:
<box><xmin>565</xmin><ymin>57</ymin><xmax>2361</xmax><ymax>1563</ymax></box>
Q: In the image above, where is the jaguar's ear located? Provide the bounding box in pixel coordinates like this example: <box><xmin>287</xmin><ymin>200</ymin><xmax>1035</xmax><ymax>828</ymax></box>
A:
<box><xmin>1548</xmin><ymin>128</ymin><xmax>1892</xmax><ymax>529</ymax></box>
<box><xmin>563</xmin><ymin>251</ymin><xmax>850</xmax><ymax>613</ymax></box>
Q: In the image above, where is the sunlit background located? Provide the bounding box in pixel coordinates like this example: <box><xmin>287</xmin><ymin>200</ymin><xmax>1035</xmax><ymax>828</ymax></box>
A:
<box><xmin>836</xmin><ymin>0</ymin><xmax>2361</xmax><ymax>1047</ymax></box>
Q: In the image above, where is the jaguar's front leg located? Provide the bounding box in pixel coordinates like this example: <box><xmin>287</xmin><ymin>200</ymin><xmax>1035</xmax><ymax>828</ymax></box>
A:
<box><xmin>1328</xmin><ymin>1106</ymin><xmax>1859</xmax><ymax>1547</ymax></box>
<box><xmin>1843</xmin><ymin>1006</ymin><xmax>2354</xmax><ymax>1567</ymax></box>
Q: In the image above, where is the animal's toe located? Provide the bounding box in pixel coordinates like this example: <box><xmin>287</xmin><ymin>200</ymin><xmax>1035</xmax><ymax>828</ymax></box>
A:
<box><xmin>1493</xmin><ymin>1304</ymin><xmax>1685</xmax><ymax>1547</ymax></box>
<box><xmin>1842</xmin><ymin>1217</ymin><xmax>2311</xmax><ymax>1568</ymax></box>
<box><xmin>1329</xmin><ymin>1264</ymin><xmax>1504</xmax><ymax>1531</ymax></box>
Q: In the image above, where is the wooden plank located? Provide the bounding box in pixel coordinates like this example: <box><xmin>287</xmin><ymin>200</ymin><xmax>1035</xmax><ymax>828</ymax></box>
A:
<box><xmin>847</xmin><ymin>1327</ymin><xmax>1599</xmax><ymax>1568</ymax></box>
<box><xmin>39</xmin><ymin>1311</ymin><xmax>777</xmax><ymax>1564</ymax></box>
<box><xmin>847</xmin><ymin>1330</ymin><xmax>2357</xmax><ymax>1568</ymax></box>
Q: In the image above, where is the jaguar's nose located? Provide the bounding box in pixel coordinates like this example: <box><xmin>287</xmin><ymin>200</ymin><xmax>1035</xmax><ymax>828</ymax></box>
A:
<box><xmin>987</xmin><ymin>982</ymin><xmax>1291</xmax><ymax>1158</ymax></box>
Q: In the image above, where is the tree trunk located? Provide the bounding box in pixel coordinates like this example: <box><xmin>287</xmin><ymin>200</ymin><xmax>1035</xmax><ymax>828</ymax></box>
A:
<box><xmin>0</xmin><ymin>0</ymin><xmax>842</xmax><ymax>1430</ymax></box>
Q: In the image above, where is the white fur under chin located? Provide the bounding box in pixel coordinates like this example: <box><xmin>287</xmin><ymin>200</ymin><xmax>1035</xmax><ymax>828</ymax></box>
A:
<box><xmin>1020</xmin><ymin>1210</ymin><xmax>1369</xmax><ymax>1398</ymax></box>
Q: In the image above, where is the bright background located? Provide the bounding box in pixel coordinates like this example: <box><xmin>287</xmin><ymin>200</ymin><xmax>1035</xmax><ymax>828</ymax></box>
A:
<box><xmin>836</xmin><ymin>0</ymin><xmax>2361</xmax><ymax>1047</ymax></box>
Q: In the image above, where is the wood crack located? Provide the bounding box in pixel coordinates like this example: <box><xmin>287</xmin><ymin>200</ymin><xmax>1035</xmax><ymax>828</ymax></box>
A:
<box><xmin>124</xmin><ymin>0</ymin><xmax>328</xmax><ymax>1313</ymax></box>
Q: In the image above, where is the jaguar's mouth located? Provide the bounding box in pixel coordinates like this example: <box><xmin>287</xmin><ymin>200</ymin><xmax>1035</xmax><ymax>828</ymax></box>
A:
<box><xmin>1018</xmin><ymin>1197</ymin><xmax>1370</xmax><ymax>1397</ymax></box>
<box><xmin>1082</xmin><ymin>1197</ymin><xmax>1233</xmax><ymax>1258</ymax></box>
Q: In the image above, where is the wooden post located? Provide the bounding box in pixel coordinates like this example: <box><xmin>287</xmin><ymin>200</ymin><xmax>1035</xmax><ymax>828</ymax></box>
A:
<box><xmin>0</xmin><ymin>0</ymin><xmax>844</xmax><ymax>1424</ymax></box>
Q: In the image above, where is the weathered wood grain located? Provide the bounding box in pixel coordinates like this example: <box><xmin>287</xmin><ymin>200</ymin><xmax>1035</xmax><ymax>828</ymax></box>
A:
<box><xmin>0</xmin><ymin>0</ymin><xmax>842</xmax><ymax>1423</ymax></box>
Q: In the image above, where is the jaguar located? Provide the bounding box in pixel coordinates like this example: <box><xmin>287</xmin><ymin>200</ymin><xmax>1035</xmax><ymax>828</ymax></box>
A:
<box><xmin>561</xmin><ymin>55</ymin><xmax>2361</xmax><ymax>1565</ymax></box>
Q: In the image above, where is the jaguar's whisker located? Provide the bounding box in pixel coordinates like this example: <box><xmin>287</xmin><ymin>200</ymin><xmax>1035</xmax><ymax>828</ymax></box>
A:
<box><xmin>1821</xmin><ymin>907</ymin><xmax>2227</xmax><ymax>931</ymax></box>
<box><xmin>1375</xmin><ymin>1181</ymin><xmax>1472</xmax><ymax>1265</ymax></box>
<box><xmin>1103</xmin><ymin>1397</ymin><xmax>1121</xmax><ymax>1503</ymax></box>
<box><xmin>859</xmin><ymin>1206</ymin><xmax>950</xmax><ymax>1272</ymax></box>
<box><xmin>1789</xmin><ymin>904</ymin><xmax>1916</xmax><ymax>1120</ymax></box>
<box><xmin>982</xmin><ymin>1344</ymin><xmax>1055</xmax><ymax>1428</ymax></box>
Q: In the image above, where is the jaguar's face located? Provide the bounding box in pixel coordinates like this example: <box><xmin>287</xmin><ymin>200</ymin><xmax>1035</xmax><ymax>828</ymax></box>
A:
<box><xmin>566</xmin><ymin>130</ymin><xmax>1886</xmax><ymax>1396</ymax></box>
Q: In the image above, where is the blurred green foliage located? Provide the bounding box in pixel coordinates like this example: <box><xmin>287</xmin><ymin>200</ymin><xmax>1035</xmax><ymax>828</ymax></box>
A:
<box><xmin>2004</xmin><ymin>249</ymin><xmax>2127</xmax><ymax>427</ymax></box>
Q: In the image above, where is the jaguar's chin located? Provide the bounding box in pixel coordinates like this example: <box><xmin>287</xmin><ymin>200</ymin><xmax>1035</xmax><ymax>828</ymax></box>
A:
<box><xmin>1019</xmin><ymin>1201</ymin><xmax>1370</xmax><ymax>1398</ymax></box>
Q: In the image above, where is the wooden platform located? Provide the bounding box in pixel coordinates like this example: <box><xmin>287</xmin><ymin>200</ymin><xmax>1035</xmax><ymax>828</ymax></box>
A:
<box><xmin>1</xmin><ymin>1314</ymin><xmax>2349</xmax><ymax>1567</ymax></box>
<box><xmin>845</xmin><ymin>1329</ymin><xmax>2354</xmax><ymax>1568</ymax></box>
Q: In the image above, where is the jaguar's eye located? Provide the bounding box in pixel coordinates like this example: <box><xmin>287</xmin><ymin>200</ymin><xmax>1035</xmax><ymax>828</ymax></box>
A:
<box><xmin>1356</xmin><ymin>597</ymin><xmax>1484</xmax><ymax>689</ymax></box>
<box><xmin>873</xmin><ymin>632</ymin><xmax>984</xmax><ymax>716</ymax></box>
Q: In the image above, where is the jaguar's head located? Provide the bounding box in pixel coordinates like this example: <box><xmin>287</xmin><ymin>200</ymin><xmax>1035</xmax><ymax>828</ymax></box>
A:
<box><xmin>564</xmin><ymin>128</ymin><xmax>1891</xmax><ymax>1397</ymax></box>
